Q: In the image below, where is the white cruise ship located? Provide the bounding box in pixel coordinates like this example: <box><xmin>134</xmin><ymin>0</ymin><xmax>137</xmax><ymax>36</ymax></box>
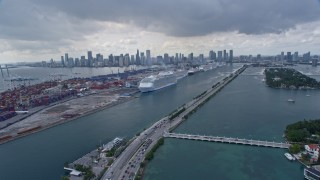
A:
<box><xmin>174</xmin><ymin>69</ymin><xmax>188</xmax><ymax>80</ymax></box>
<box><xmin>138</xmin><ymin>71</ymin><xmax>177</xmax><ymax>92</ymax></box>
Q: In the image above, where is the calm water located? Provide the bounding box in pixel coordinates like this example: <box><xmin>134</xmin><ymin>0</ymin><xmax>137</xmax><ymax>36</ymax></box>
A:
<box><xmin>144</xmin><ymin>66</ymin><xmax>320</xmax><ymax>180</ymax></box>
<box><xmin>0</xmin><ymin>64</ymin><xmax>240</xmax><ymax>180</ymax></box>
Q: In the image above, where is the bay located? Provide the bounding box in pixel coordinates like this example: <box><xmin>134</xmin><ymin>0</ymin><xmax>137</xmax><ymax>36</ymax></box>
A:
<box><xmin>0</xmin><ymin>64</ymin><xmax>241</xmax><ymax>180</ymax></box>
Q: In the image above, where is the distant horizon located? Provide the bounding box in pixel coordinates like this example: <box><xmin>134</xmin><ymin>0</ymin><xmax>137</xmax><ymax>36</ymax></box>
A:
<box><xmin>1</xmin><ymin>50</ymin><xmax>319</xmax><ymax>64</ymax></box>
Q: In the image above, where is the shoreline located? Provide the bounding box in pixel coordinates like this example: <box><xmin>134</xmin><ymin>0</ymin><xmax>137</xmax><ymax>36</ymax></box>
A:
<box><xmin>0</xmin><ymin>91</ymin><xmax>139</xmax><ymax>145</ymax></box>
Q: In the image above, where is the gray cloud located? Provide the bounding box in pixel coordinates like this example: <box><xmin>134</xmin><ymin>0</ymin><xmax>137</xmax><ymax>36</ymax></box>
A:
<box><xmin>29</xmin><ymin>0</ymin><xmax>320</xmax><ymax>37</ymax></box>
<box><xmin>0</xmin><ymin>0</ymin><xmax>103</xmax><ymax>42</ymax></box>
<box><xmin>1</xmin><ymin>0</ymin><xmax>320</xmax><ymax>42</ymax></box>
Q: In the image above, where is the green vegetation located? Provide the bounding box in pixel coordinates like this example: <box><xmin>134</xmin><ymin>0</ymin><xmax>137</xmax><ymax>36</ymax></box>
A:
<box><xmin>135</xmin><ymin>139</ymin><xmax>165</xmax><ymax>180</ymax></box>
<box><xmin>74</xmin><ymin>164</ymin><xmax>95</xmax><ymax>180</ymax></box>
<box><xmin>105</xmin><ymin>148</ymin><xmax>116</xmax><ymax>157</ymax></box>
<box><xmin>285</xmin><ymin>119</ymin><xmax>320</xmax><ymax>143</ymax></box>
<box><xmin>289</xmin><ymin>144</ymin><xmax>302</xmax><ymax>154</ymax></box>
<box><xmin>61</xmin><ymin>176</ymin><xmax>70</xmax><ymax>180</ymax></box>
<box><xmin>265</xmin><ymin>68</ymin><xmax>320</xmax><ymax>89</ymax></box>
<box><xmin>169</xmin><ymin>107</ymin><xmax>185</xmax><ymax>121</ymax></box>
<box><xmin>145</xmin><ymin>138</ymin><xmax>164</xmax><ymax>161</ymax></box>
<box><xmin>107</xmin><ymin>159</ymin><xmax>114</xmax><ymax>166</ymax></box>
<box><xmin>193</xmin><ymin>90</ymin><xmax>207</xmax><ymax>99</ymax></box>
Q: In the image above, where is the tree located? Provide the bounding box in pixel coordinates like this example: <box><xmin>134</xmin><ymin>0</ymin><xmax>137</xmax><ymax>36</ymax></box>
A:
<box><xmin>289</xmin><ymin>144</ymin><xmax>301</xmax><ymax>154</ymax></box>
<box><xmin>61</xmin><ymin>176</ymin><xmax>70</xmax><ymax>180</ymax></box>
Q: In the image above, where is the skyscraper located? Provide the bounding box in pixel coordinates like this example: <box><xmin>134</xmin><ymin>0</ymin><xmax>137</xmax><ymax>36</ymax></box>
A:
<box><xmin>209</xmin><ymin>50</ymin><xmax>214</xmax><ymax>60</ymax></box>
<box><xmin>61</xmin><ymin>56</ymin><xmax>65</xmax><ymax>67</ymax></box>
<box><xmin>164</xmin><ymin>53</ymin><xmax>169</xmax><ymax>64</ymax></box>
<box><xmin>223</xmin><ymin>50</ymin><xmax>227</xmax><ymax>61</ymax></box>
<box><xmin>281</xmin><ymin>52</ymin><xmax>284</xmax><ymax>61</ymax></box>
<box><xmin>136</xmin><ymin>49</ymin><xmax>140</xmax><ymax>65</ymax></box>
<box><xmin>146</xmin><ymin>50</ymin><xmax>151</xmax><ymax>66</ymax></box>
<box><xmin>218</xmin><ymin>51</ymin><xmax>223</xmax><ymax>62</ymax></box>
<box><xmin>293</xmin><ymin>52</ymin><xmax>298</xmax><ymax>62</ymax></box>
<box><xmin>229</xmin><ymin>50</ymin><xmax>233</xmax><ymax>63</ymax></box>
<box><xmin>64</xmin><ymin>53</ymin><xmax>69</xmax><ymax>65</ymax></box>
<box><xmin>287</xmin><ymin>52</ymin><xmax>292</xmax><ymax>63</ymax></box>
<box><xmin>88</xmin><ymin>51</ymin><xmax>93</xmax><ymax>67</ymax></box>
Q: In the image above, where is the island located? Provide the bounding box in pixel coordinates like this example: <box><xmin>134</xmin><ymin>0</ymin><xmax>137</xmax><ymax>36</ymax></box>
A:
<box><xmin>285</xmin><ymin>119</ymin><xmax>320</xmax><ymax>165</ymax></box>
<box><xmin>265</xmin><ymin>68</ymin><xmax>320</xmax><ymax>89</ymax></box>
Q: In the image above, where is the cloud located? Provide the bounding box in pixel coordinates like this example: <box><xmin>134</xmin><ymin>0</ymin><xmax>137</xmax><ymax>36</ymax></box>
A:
<box><xmin>0</xmin><ymin>0</ymin><xmax>103</xmax><ymax>42</ymax></box>
<box><xmin>0</xmin><ymin>0</ymin><xmax>320</xmax><ymax>63</ymax></box>
<box><xmin>29</xmin><ymin>0</ymin><xmax>320</xmax><ymax>37</ymax></box>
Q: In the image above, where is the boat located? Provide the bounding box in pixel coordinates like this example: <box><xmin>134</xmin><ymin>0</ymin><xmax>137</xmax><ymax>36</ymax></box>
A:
<box><xmin>187</xmin><ymin>68</ymin><xmax>199</xmax><ymax>75</ymax></box>
<box><xmin>284</xmin><ymin>153</ymin><xmax>295</xmax><ymax>161</ymax></box>
<box><xmin>306</xmin><ymin>94</ymin><xmax>311</xmax><ymax>97</ymax></box>
<box><xmin>138</xmin><ymin>71</ymin><xmax>177</xmax><ymax>92</ymax></box>
<box><xmin>174</xmin><ymin>69</ymin><xmax>188</xmax><ymax>80</ymax></box>
<box><xmin>287</xmin><ymin>99</ymin><xmax>295</xmax><ymax>103</ymax></box>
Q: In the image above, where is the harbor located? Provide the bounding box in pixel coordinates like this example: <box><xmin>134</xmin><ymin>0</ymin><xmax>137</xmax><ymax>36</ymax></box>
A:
<box><xmin>0</xmin><ymin>64</ymin><xmax>313</xmax><ymax>180</ymax></box>
<box><xmin>0</xmin><ymin>63</ymin><xmax>221</xmax><ymax>144</ymax></box>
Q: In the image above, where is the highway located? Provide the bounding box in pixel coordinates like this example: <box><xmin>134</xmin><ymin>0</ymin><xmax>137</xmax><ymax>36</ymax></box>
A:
<box><xmin>102</xmin><ymin>65</ymin><xmax>247</xmax><ymax>180</ymax></box>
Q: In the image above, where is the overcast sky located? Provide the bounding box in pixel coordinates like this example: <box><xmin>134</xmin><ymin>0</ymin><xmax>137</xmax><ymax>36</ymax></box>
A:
<box><xmin>0</xmin><ymin>0</ymin><xmax>320</xmax><ymax>63</ymax></box>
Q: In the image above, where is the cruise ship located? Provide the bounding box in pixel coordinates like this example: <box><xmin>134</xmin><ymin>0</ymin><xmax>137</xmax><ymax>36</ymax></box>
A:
<box><xmin>138</xmin><ymin>71</ymin><xmax>177</xmax><ymax>92</ymax></box>
<box><xmin>174</xmin><ymin>69</ymin><xmax>188</xmax><ymax>80</ymax></box>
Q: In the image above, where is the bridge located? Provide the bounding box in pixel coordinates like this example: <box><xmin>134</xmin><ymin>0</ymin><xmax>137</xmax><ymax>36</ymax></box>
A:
<box><xmin>163</xmin><ymin>132</ymin><xmax>290</xmax><ymax>149</ymax></box>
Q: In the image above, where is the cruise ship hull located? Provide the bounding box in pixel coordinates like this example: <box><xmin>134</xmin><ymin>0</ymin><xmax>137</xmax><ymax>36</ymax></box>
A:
<box><xmin>139</xmin><ymin>82</ymin><xmax>176</xmax><ymax>93</ymax></box>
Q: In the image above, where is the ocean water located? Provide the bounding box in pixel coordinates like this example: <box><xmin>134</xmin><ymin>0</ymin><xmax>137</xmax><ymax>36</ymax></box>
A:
<box><xmin>0</xmin><ymin>64</ymin><xmax>241</xmax><ymax>180</ymax></box>
<box><xmin>144</xmin><ymin>66</ymin><xmax>320</xmax><ymax>180</ymax></box>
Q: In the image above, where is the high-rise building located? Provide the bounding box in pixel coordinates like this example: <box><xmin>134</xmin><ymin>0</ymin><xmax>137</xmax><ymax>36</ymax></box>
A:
<box><xmin>223</xmin><ymin>50</ymin><xmax>227</xmax><ymax>61</ymax></box>
<box><xmin>175</xmin><ymin>53</ymin><xmax>179</xmax><ymax>64</ymax></box>
<box><xmin>140</xmin><ymin>52</ymin><xmax>145</xmax><ymax>65</ymax></box>
<box><xmin>293</xmin><ymin>52</ymin><xmax>299</xmax><ymax>62</ymax></box>
<box><xmin>312</xmin><ymin>58</ymin><xmax>318</xmax><ymax>67</ymax></box>
<box><xmin>146</xmin><ymin>50</ymin><xmax>151</xmax><ymax>66</ymax></box>
<box><xmin>119</xmin><ymin>54</ymin><xmax>124</xmax><ymax>67</ymax></box>
<box><xmin>209</xmin><ymin>50</ymin><xmax>214</xmax><ymax>60</ymax></box>
<box><xmin>218</xmin><ymin>51</ymin><xmax>223</xmax><ymax>62</ymax></box>
<box><xmin>136</xmin><ymin>49</ymin><xmax>140</xmax><ymax>65</ymax></box>
<box><xmin>124</xmin><ymin>54</ymin><xmax>130</xmax><ymax>67</ymax></box>
<box><xmin>229</xmin><ymin>50</ymin><xmax>233</xmax><ymax>63</ymax></box>
<box><xmin>164</xmin><ymin>53</ymin><xmax>169</xmax><ymax>64</ymax></box>
<box><xmin>303</xmin><ymin>52</ymin><xmax>311</xmax><ymax>62</ymax></box>
<box><xmin>199</xmin><ymin>54</ymin><xmax>204</xmax><ymax>63</ymax></box>
<box><xmin>130</xmin><ymin>55</ymin><xmax>135</xmax><ymax>65</ymax></box>
<box><xmin>287</xmin><ymin>52</ymin><xmax>292</xmax><ymax>62</ymax></box>
<box><xmin>108</xmin><ymin>54</ymin><xmax>114</xmax><ymax>66</ymax></box>
<box><xmin>80</xmin><ymin>56</ymin><xmax>86</xmax><ymax>67</ymax></box>
<box><xmin>75</xmin><ymin>58</ymin><xmax>80</xmax><ymax>67</ymax></box>
<box><xmin>281</xmin><ymin>52</ymin><xmax>284</xmax><ymax>61</ymax></box>
<box><xmin>257</xmin><ymin>54</ymin><xmax>261</xmax><ymax>61</ymax></box>
<box><xmin>188</xmin><ymin>53</ymin><xmax>193</xmax><ymax>62</ymax></box>
<box><xmin>61</xmin><ymin>56</ymin><xmax>65</xmax><ymax>67</ymax></box>
<box><xmin>88</xmin><ymin>51</ymin><xmax>93</xmax><ymax>67</ymax></box>
<box><xmin>64</xmin><ymin>53</ymin><xmax>69</xmax><ymax>65</ymax></box>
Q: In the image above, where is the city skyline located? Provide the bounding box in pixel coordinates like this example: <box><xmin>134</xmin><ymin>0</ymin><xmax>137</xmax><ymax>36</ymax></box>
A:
<box><xmin>0</xmin><ymin>0</ymin><xmax>320</xmax><ymax>63</ymax></box>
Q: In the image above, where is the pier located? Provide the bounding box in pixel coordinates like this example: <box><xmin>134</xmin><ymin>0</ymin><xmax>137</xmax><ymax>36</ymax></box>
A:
<box><xmin>164</xmin><ymin>132</ymin><xmax>290</xmax><ymax>149</ymax></box>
